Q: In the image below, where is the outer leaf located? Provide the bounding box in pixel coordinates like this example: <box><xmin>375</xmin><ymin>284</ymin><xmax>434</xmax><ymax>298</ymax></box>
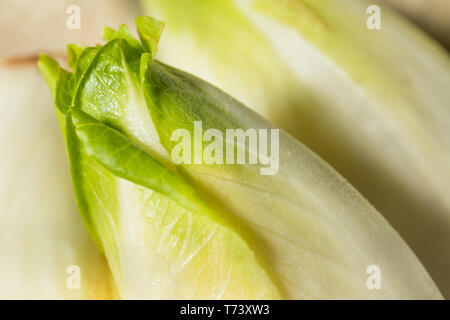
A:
<box><xmin>141</xmin><ymin>59</ymin><xmax>442</xmax><ymax>299</ymax></box>
<box><xmin>142</xmin><ymin>0</ymin><xmax>450</xmax><ymax>296</ymax></box>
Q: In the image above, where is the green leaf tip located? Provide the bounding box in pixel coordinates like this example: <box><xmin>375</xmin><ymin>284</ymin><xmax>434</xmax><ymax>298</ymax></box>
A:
<box><xmin>38</xmin><ymin>54</ymin><xmax>74</xmax><ymax>114</ymax></box>
<box><xmin>102</xmin><ymin>24</ymin><xmax>142</xmax><ymax>52</ymax></box>
<box><xmin>67</xmin><ymin>44</ymin><xmax>86</xmax><ymax>70</ymax></box>
<box><xmin>101</xmin><ymin>16</ymin><xmax>165</xmax><ymax>59</ymax></box>
<box><xmin>37</xmin><ymin>54</ymin><xmax>59</xmax><ymax>98</ymax></box>
<box><xmin>39</xmin><ymin>16</ymin><xmax>166</xmax><ymax>107</ymax></box>
<box><xmin>136</xmin><ymin>16</ymin><xmax>165</xmax><ymax>58</ymax></box>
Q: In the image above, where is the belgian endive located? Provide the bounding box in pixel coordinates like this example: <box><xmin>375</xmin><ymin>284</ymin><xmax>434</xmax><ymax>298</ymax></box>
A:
<box><xmin>0</xmin><ymin>59</ymin><xmax>115</xmax><ymax>299</ymax></box>
<box><xmin>141</xmin><ymin>0</ymin><xmax>450</xmax><ymax>296</ymax></box>
<box><xmin>38</xmin><ymin>17</ymin><xmax>442</xmax><ymax>299</ymax></box>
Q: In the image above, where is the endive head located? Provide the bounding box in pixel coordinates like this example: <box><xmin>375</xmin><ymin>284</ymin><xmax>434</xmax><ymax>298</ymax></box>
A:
<box><xmin>38</xmin><ymin>16</ymin><xmax>442</xmax><ymax>299</ymax></box>
<box><xmin>38</xmin><ymin>16</ymin><xmax>282</xmax><ymax>299</ymax></box>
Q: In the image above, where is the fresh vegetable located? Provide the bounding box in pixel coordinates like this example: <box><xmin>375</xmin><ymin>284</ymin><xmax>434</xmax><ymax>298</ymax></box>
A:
<box><xmin>38</xmin><ymin>17</ymin><xmax>442</xmax><ymax>299</ymax></box>
<box><xmin>0</xmin><ymin>59</ymin><xmax>115</xmax><ymax>299</ymax></box>
<box><xmin>141</xmin><ymin>0</ymin><xmax>450</xmax><ymax>297</ymax></box>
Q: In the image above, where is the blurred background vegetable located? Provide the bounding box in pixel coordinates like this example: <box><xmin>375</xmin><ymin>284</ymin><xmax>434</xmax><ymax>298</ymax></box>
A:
<box><xmin>0</xmin><ymin>60</ymin><xmax>116</xmax><ymax>299</ymax></box>
<box><xmin>381</xmin><ymin>0</ymin><xmax>450</xmax><ymax>50</ymax></box>
<box><xmin>0</xmin><ymin>0</ymin><xmax>138</xmax><ymax>299</ymax></box>
<box><xmin>0</xmin><ymin>0</ymin><xmax>139</xmax><ymax>60</ymax></box>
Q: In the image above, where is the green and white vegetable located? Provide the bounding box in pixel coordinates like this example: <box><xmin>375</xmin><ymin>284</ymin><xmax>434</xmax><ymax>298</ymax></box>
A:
<box><xmin>39</xmin><ymin>17</ymin><xmax>442</xmax><ymax>299</ymax></box>
<box><xmin>141</xmin><ymin>0</ymin><xmax>450</xmax><ymax>296</ymax></box>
